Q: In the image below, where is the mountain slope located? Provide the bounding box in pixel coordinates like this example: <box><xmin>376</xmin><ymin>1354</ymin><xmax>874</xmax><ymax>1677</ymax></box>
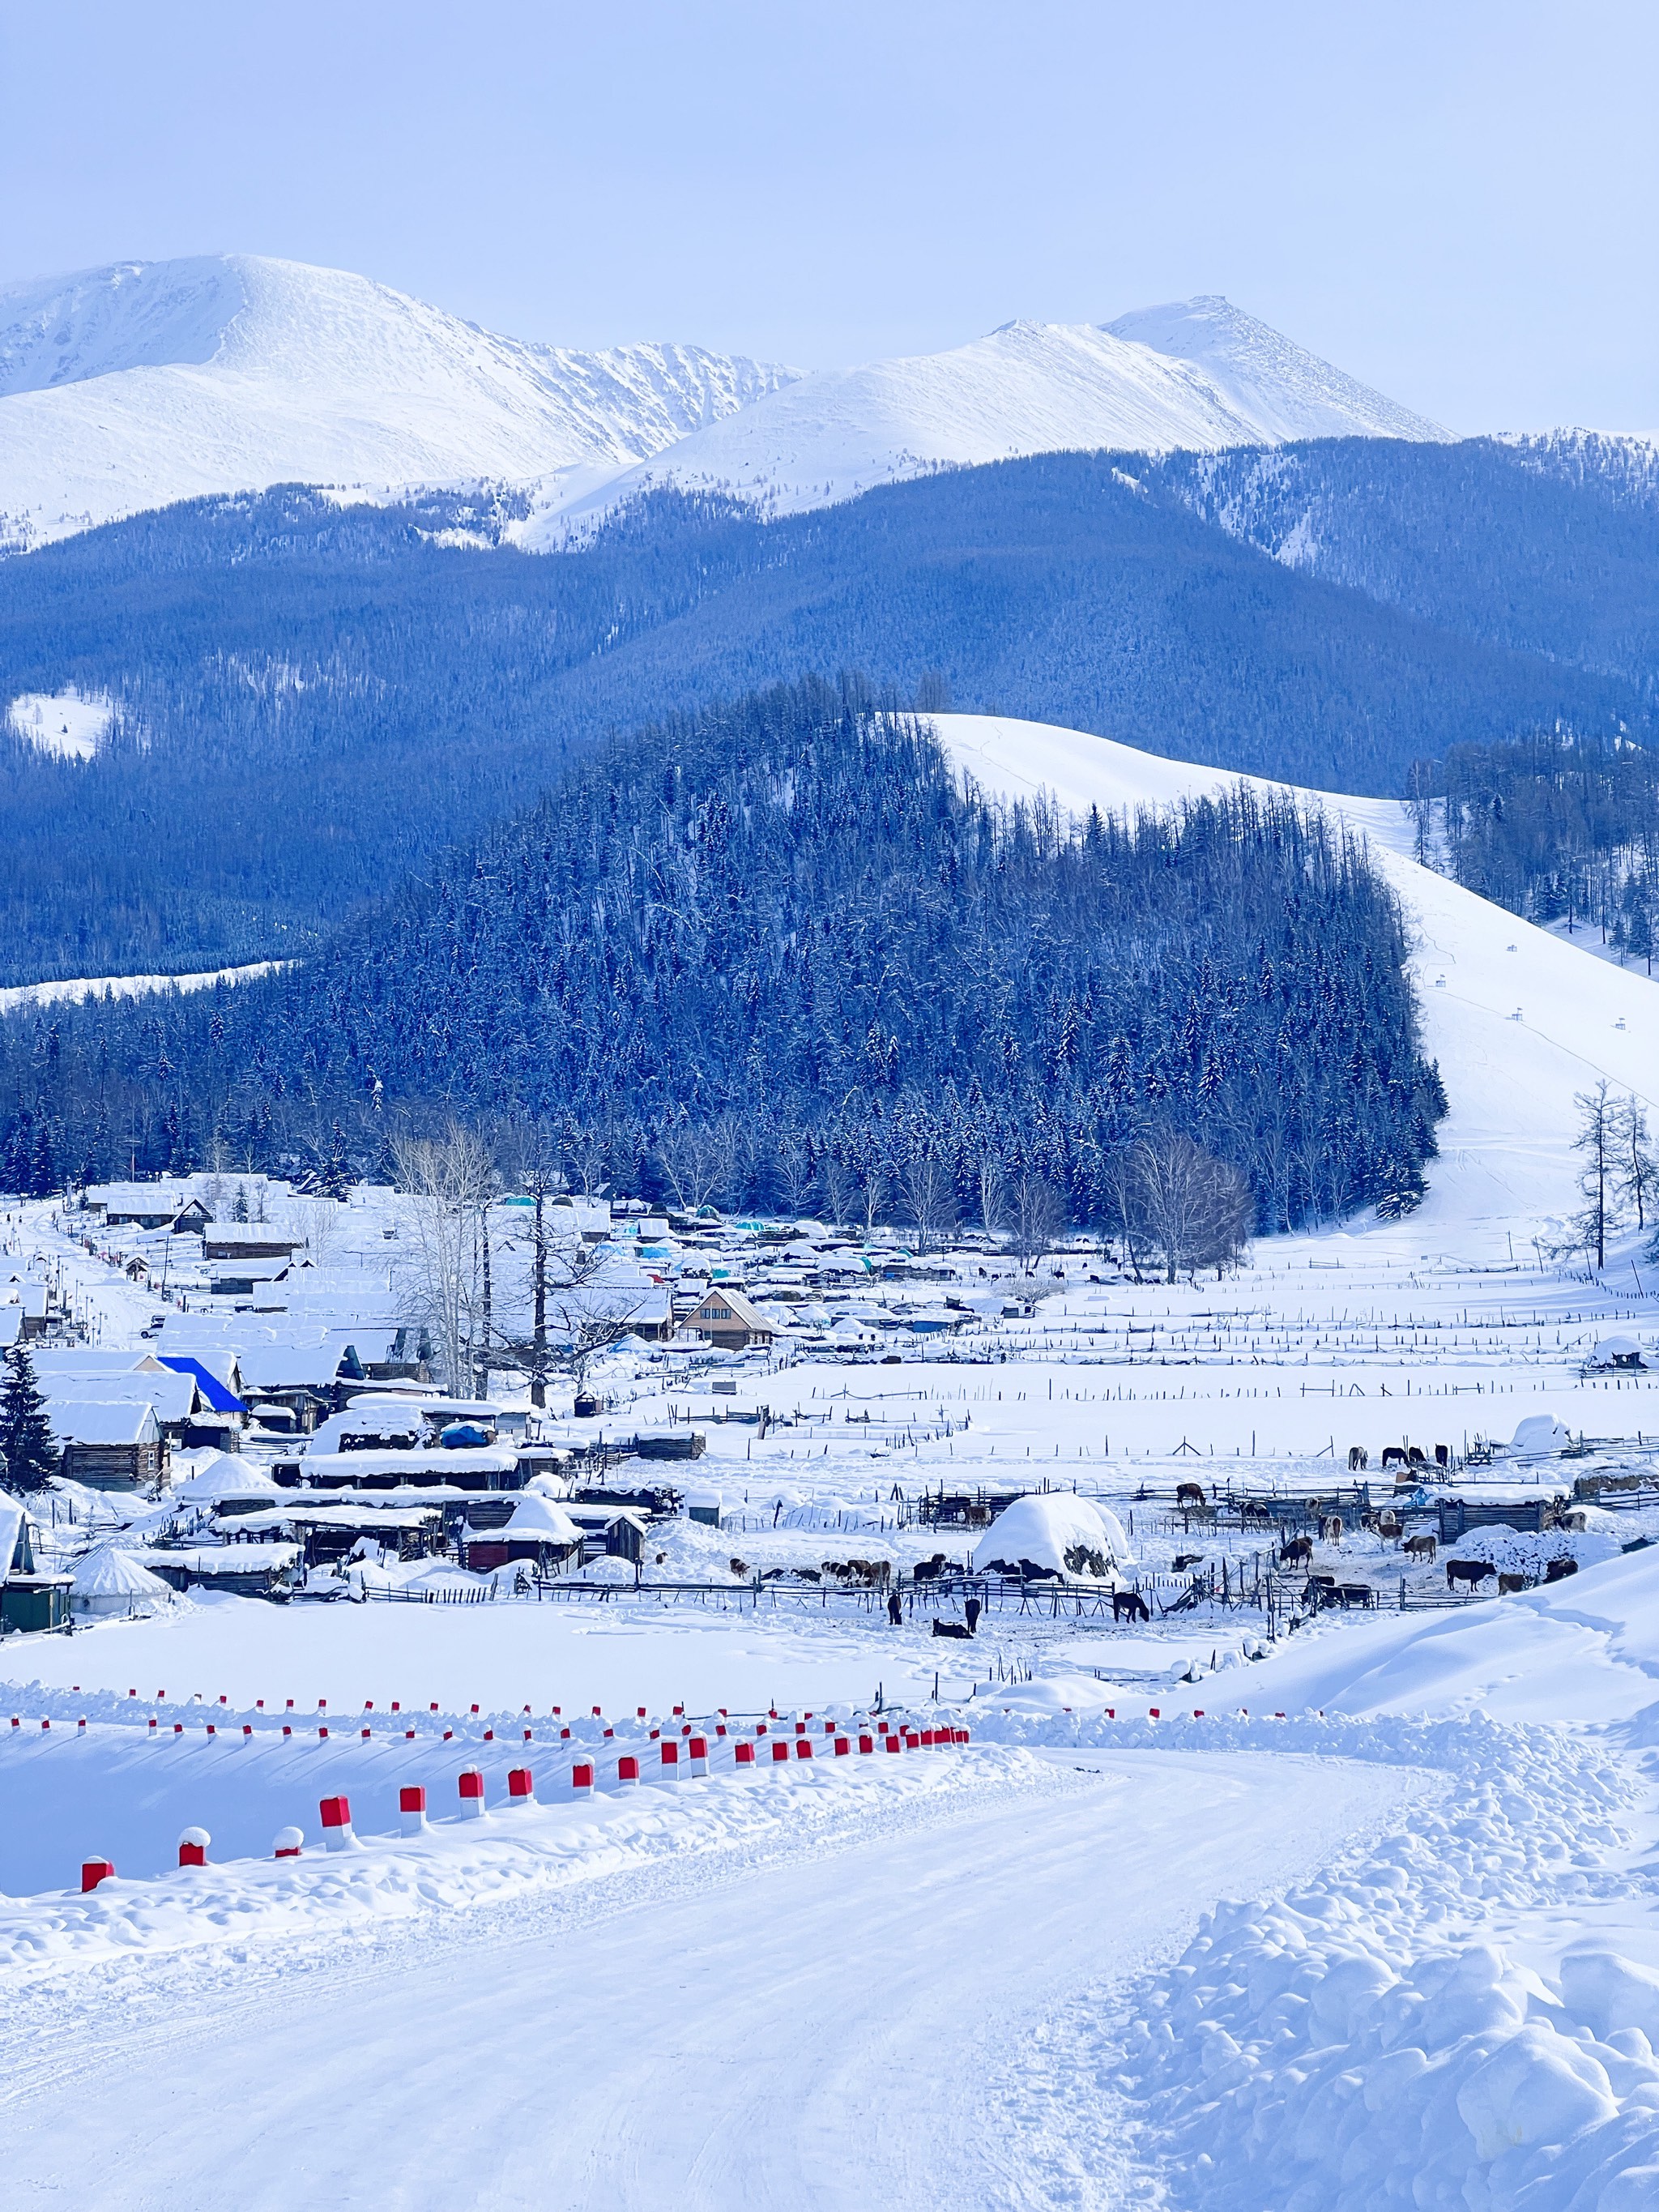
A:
<box><xmin>932</xmin><ymin>712</ymin><xmax>1657</xmax><ymax>1245</ymax></box>
<box><xmin>0</xmin><ymin>455</ymin><xmax>1648</xmax><ymax>984</ymax></box>
<box><xmin>0</xmin><ymin>255</ymin><xmax>799</xmax><ymax>548</ymax></box>
<box><xmin>525</xmin><ymin>297</ymin><xmax>1449</xmax><ymax>538</ymax></box>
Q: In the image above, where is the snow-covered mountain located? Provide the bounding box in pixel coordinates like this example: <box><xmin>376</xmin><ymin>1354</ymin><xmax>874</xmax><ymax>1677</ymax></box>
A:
<box><xmin>0</xmin><ymin>258</ymin><xmax>1452</xmax><ymax>552</ymax></box>
<box><xmin>0</xmin><ymin>255</ymin><xmax>800</xmax><ymax>548</ymax></box>
<box><xmin>518</xmin><ymin>297</ymin><xmax>1451</xmax><ymax>542</ymax></box>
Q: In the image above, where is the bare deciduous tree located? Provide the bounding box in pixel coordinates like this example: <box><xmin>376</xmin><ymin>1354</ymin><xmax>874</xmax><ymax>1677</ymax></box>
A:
<box><xmin>895</xmin><ymin>1144</ymin><xmax>958</xmax><ymax>1253</ymax></box>
<box><xmin>390</xmin><ymin>1124</ymin><xmax>497</xmax><ymax>1392</ymax></box>
<box><xmin>1124</xmin><ymin>1133</ymin><xmax>1252</xmax><ymax>1283</ymax></box>
<box><xmin>1567</xmin><ymin>1081</ymin><xmax>1618</xmax><ymax>1270</ymax></box>
<box><xmin>655</xmin><ymin>1118</ymin><xmax>735</xmax><ymax>1215</ymax></box>
<box><xmin>1007</xmin><ymin>1172</ymin><xmax>1068</xmax><ymax>1271</ymax></box>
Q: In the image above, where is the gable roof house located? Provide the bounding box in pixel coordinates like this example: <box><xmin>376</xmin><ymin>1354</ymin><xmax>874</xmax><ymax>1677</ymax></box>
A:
<box><xmin>50</xmin><ymin>1402</ymin><xmax>164</xmax><ymax>1491</ymax></box>
<box><xmin>680</xmin><ymin>1286</ymin><xmax>775</xmax><ymax>1351</ymax></box>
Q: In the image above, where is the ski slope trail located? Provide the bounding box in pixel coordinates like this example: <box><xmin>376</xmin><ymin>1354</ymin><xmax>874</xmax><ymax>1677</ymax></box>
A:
<box><xmin>1</xmin><ymin>1749</ymin><xmax>1413</xmax><ymax>2210</ymax></box>
<box><xmin>930</xmin><ymin>712</ymin><xmax>1657</xmax><ymax>1253</ymax></box>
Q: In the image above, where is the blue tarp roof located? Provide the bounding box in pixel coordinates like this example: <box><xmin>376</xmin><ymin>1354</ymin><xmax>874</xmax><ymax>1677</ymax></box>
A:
<box><xmin>157</xmin><ymin>1356</ymin><xmax>247</xmax><ymax>1416</ymax></box>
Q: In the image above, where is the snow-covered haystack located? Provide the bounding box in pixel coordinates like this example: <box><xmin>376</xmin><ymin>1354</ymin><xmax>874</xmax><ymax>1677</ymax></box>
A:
<box><xmin>971</xmin><ymin>1492</ymin><xmax>1129</xmax><ymax>1579</ymax></box>
<box><xmin>69</xmin><ymin>1544</ymin><xmax>174</xmax><ymax>1616</ymax></box>
<box><xmin>1512</xmin><ymin>1414</ymin><xmax>1573</xmax><ymax>1454</ymax></box>
<box><xmin>495</xmin><ymin>1492</ymin><xmax>582</xmax><ymax>1548</ymax></box>
<box><xmin>172</xmin><ymin>1452</ymin><xmax>281</xmax><ymax>1507</ymax></box>
<box><xmin>1448</xmin><ymin>1522</ymin><xmax>1623</xmax><ymax>1578</ymax></box>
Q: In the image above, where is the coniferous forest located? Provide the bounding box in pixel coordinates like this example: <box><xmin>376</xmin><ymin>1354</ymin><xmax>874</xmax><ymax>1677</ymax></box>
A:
<box><xmin>0</xmin><ymin>681</ymin><xmax>1444</xmax><ymax>1234</ymax></box>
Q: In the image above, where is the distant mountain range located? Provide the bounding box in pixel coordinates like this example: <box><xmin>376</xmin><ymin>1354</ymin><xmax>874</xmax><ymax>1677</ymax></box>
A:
<box><xmin>0</xmin><ymin>255</ymin><xmax>799</xmax><ymax>549</ymax></box>
<box><xmin>0</xmin><ymin>255</ymin><xmax>1452</xmax><ymax>548</ymax></box>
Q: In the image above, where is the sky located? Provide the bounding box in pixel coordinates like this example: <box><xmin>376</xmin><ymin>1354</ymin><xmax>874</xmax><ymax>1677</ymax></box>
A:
<box><xmin>1</xmin><ymin>1</ymin><xmax>1655</xmax><ymax>433</ymax></box>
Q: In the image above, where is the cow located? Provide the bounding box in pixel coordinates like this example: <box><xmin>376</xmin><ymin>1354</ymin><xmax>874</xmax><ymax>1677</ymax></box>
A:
<box><xmin>1375</xmin><ymin>1510</ymin><xmax>1402</xmax><ymax>1543</ymax></box>
<box><xmin>1112</xmin><ymin>1589</ymin><xmax>1150</xmax><ymax>1622</ymax></box>
<box><xmin>1402</xmin><ymin>1533</ymin><xmax>1437</xmax><ymax>1564</ymax></box>
<box><xmin>931</xmin><ymin>1619</ymin><xmax>972</xmax><ymax>1639</ymax></box>
<box><xmin>912</xmin><ymin>1554</ymin><xmax>949</xmax><ymax>1582</ymax></box>
<box><xmin>1279</xmin><ymin>1535</ymin><xmax>1314</xmax><ymax>1569</ymax></box>
<box><xmin>847</xmin><ymin>1559</ymin><xmax>893</xmax><ymax>1591</ymax></box>
<box><xmin>1320</xmin><ymin>1514</ymin><xmax>1345</xmax><ymax>1545</ymax></box>
<box><xmin>1175</xmin><ymin>1481</ymin><xmax>1207</xmax><ymax>1513</ymax></box>
<box><xmin>1171</xmin><ymin>1552</ymin><xmax>1204</xmax><ymax>1574</ymax></box>
<box><xmin>1544</xmin><ymin>1557</ymin><xmax>1580</xmax><ymax>1584</ymax></box>
<box><xmin>1446</xmin><ymin>1558</ymin><xmax>1496</xmax><ymax>1593</ymax></box>
<box><xmin>1497</xmin><ymin>1572</ymin><xmax>1530</xmax><ymax>1595</ymax></box>
<box><xmin>1337</xmin><ymin>1583</ymin><xmax>1376</xmax><ymax>1609</ymax></box>
<box><xmin>1348</xmin><ymin>1445</ymin><xmax>1369</xmax><ymax>1471</ymax></box>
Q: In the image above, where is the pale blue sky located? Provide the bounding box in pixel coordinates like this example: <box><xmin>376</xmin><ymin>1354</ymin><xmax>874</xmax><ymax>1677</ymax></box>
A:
<box><xmin>2</xmin><ymin>0</ymin><xmax>1654</xmax><ymax>431</ymax></box>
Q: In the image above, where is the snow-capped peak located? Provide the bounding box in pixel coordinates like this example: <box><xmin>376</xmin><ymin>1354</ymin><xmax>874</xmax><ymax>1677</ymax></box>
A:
<box><xmin>1102</xmin><ymin>295</ymin><xmax>1450</xmax><ymax>444</ymax></box>
<box><xmin>0</xmin><ymin>254</ymin><xmax>801</xmax><ymax>547</ymax></box>
<box><xmin>518</xmin><ymin>297</ymin><xmax>1452</xmax><ymax>544</ymax></box>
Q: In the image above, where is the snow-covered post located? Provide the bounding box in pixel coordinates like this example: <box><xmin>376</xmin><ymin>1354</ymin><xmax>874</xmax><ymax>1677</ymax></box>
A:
<box><xmin>273</xmin><ymin>1827</ymin><xmax>303</xmax><ymax>1860</ymax></box>
<box><xmin>734</xmin><ymin>1741</ymin><xmax>756</xmax><ymax>1771</ymax></box>
<box><xmin>659</xmin><ymin>1740</ymin><xmax>680</xmax><ymax>1780</ymax></box>
<box><xmin>687</xmin><ymin>1736</ymin><xmax>708</xmax><ymax>1775</ymax></box>
<box><xmin>458</xmin><ymin>1768</ymin><xmax>486</xmax><ymax>1818</ymax></box>
<box><xmin>617</xmin><ymin>1755</ymin><xmax>640</xmax><ymax>1786</ymax></box>
<box><xmin>319</xmin><ymin>1794</ymin><xmax>355</xmax><ymax>1850</ymax></box>
<box><xmin>177</xmin><ymin>1826</ymin><xmax>209</xmax><ymax>1868</ymax></box>
<box><xmin>570</xmin><ymin>1761</ymin><xmax>595</xmax><ymax>1796</ymax></box>
<box><xmin>81</xmin><ymin>1857</ymin><xmax>115</xmax><ymax>1892</ymax></box>
<box><xmin>399</xmin><ymin>1786</ymin><xmax>428</xmax><ymax>1837</ymax></box>
<box><xmin>507</xmin><ymin>1766</ymin><xmax>535</xmax><ymax>1808</ymax></box>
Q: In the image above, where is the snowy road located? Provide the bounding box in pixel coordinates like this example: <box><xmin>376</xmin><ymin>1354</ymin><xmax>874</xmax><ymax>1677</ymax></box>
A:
<box><xmin>3</xmin><ymin>1749</ymin><xmax>1418</xmax><ymax>2209</ymax></box>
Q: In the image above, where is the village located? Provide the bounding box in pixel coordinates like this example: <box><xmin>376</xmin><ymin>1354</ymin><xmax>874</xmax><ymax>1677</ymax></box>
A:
<box><xmin>2</xmin><ymin>1169</ymin><xmax>1655</xmax><ymax>1658</ymax></box>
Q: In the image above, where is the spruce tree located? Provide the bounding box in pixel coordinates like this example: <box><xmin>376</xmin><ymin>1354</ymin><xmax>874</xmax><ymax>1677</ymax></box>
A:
<box><xmin>0</xmin><ymin>1343</ymin><xmax>58</xmax><ymax>1493</ymax></box>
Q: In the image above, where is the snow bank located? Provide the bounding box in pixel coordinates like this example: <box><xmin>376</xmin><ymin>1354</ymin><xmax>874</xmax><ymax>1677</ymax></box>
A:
<box><xmin>973</xmin><ymin>1702</ymin><xmax>1658</xmax><ymax>2208</ymax></box>
<box><xmin>0</xmin><ymin>1738</ymin><xmax>1030</xmax><ymax>1974</ymax></box>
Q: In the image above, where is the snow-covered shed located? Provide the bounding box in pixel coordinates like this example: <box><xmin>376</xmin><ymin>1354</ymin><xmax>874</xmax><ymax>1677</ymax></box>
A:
<box><xmin>463</xmin><ymin>1491</ymin><xmax>582</xmax><ymax>1574</ymax></box>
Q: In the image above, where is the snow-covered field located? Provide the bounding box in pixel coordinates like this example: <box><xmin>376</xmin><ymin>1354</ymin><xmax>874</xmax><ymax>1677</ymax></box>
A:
<box><xmin>4</xmin><ymin>715</ymin><xmax>1658</xmax><ymax>2202</ymax></box>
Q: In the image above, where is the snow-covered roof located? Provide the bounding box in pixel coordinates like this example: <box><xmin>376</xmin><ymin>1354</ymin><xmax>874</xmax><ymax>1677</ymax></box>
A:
<box><xmin>49</xmin><ymin>1400</ymin><xmax>160</xmax><ymax>1446</ymax></box>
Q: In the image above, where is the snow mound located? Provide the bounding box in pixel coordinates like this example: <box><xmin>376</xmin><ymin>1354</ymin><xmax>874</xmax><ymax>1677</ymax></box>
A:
<box><xmin>1515</xmin><ymin>1414</ymin><xmax>1574</xmax><ymax>1453</ymax></box>
<box><xmin>0</xmin><ymin>254</ymin><xmax>800</xmax><ymax>546</ymax></box>
<box><xmin>971</xmin><ymin>1492</ymin><xmax>1128</xmax><ymax>1578</ymax></box>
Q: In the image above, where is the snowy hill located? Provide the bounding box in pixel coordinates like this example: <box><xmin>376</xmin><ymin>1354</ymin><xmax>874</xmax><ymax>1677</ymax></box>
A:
<box><xmin>521</xmin><ymin>297</ymin><xmax>1450</xmax><ymax>540</ymax></box>
<box><xmin>0</xmin><ymin>255</ymin><xmax>800</xmax><ymax>548</ymax></box>
<box><xmin>929</xmin><ymin>713</ymin><xmax>1657</xmax><ymax>1248</ymax></box>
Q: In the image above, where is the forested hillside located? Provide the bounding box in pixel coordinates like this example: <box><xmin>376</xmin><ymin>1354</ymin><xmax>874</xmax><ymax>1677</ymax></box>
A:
<box><xmin>0</xmin><ymin>442</ymin><xmax>1648</xmax><ymax>982</ymax></box>
<box><xmin>1158</xmin><ymin>433</ymin><xmax>1659</xmax><ymax>696</ymax></box>
<box><xmin>1410</xmin><ymin>732</ymin><xmax>1659</xmax><ymax>967</ymax></box>
<box><xmin>0</xmin><ymin>681</ymin><xmax>1444</xmax><ymax>1236</ymax></box>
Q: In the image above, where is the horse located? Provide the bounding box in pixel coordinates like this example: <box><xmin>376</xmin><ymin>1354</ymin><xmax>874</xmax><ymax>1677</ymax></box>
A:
<box><xmin>1112</xmin><ymin>1589</ymin><xmax>1150</xmax><ymax>1622</ymax></box>
<box><xmin>1497</xmin><ymin>1572</ymin><xmax>1530</xmax><ymax>1595</ymax></box>
<box><xmin>1544</xmin><ymin>1556</ymin><xmax>1580</xmax><ymax>1584</ymax></box>
<box><xmin>1175</xmin><ymin>1481</ymin><xmax>1207</xmax><ymax>1513</ymax></box>
<box><xmin>1380</xmin><ymin>1445</ymin><xmax>1410</xmax><ymax>1471</ymax></box>
<box><xmin>1435</xmin><ymin>1444</ymin><xmax>1451</xmax><ymax>1468</ymax></box>
<box><xmin>1348</xmin><ymin>1445</ymin><xmax>1369</xmax><ymax>1471</ymax></box>
<box><xmin>1446</xmin><ymin>1558</ymin><xmax>1495</xmax><ymax>1593</ymax></box>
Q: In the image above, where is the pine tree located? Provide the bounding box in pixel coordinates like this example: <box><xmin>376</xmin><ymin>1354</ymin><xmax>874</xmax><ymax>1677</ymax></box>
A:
<box><xmin>0</xmin><ymin>1344</ymin><xmax>59</xmax><ymax>1493</ymax></box>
